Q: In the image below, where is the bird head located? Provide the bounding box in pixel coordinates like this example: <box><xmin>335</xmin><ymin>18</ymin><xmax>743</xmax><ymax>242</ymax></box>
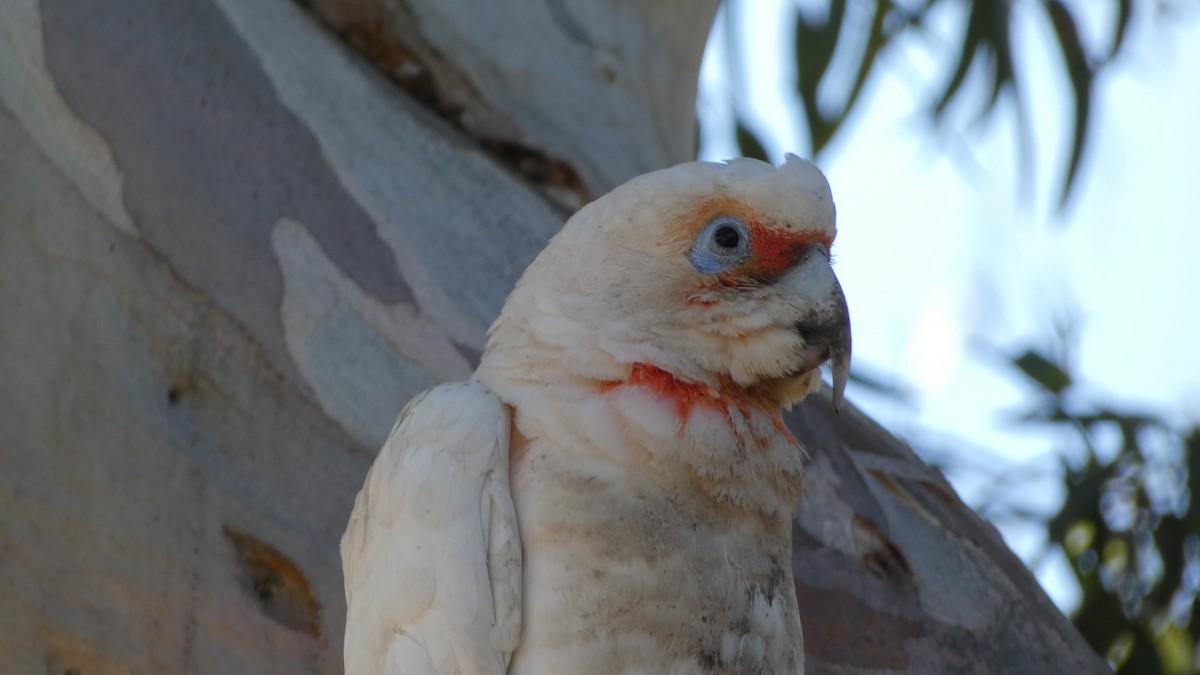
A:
<box><xmin>485</xmin><ymin>155</ymin><xmax>850</xmax><ymax>412</ymax></box>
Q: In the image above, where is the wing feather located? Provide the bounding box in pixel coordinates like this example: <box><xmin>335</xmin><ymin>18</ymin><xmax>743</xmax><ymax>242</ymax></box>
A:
<box><xmin>342</xmin><ymin>381</ymin><xmax>521</xmax><ymax>675</ymax></box>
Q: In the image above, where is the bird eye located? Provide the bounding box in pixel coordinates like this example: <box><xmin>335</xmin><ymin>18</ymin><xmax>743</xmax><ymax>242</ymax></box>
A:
<box><xmin>689</xmin><ymin>216</ymin><xmax>751</xmax><ymax>275</ymax></box>
<box><xmin>713</xmin><ymin>225</ymin><xmax>741</xmax><ymax>250</ymax></box>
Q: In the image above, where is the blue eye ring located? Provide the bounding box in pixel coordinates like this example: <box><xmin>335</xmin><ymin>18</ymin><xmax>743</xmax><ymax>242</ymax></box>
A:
<box><xmin>689</xmin><ymin>216</ymin><xmax>752</xmax><ymax>275</ymax></box>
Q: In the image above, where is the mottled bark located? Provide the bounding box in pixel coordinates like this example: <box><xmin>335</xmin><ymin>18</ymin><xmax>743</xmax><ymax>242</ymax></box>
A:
<box><xmin>0</xmin><ymin>0</ymin><xmax>1105</xmax><ymax>673</ymax></box>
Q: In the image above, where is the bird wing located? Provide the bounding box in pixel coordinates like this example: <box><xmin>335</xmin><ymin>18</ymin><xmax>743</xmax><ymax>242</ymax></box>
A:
<box><xmin>342</xmin><ymin>381</ymin><xmax>521</xmax><ymax>675</ymax></box>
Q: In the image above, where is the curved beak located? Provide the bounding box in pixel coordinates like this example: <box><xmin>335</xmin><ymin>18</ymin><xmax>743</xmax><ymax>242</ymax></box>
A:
<box><xmin>780</xmin><ymin>248</ymin><xmax>852</xmax><ymax>411</ymax></box>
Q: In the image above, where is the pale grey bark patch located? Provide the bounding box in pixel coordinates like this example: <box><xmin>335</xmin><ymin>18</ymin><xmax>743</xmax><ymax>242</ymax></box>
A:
<box><xmin>41</xmin><ymin>0</ymin><xmax>414</xmax><ymax>375</ymax></box>
<box><xmin>0</xmin><ymin>94</ymin><xmax>354</xmax><ymax>672</ymax></box>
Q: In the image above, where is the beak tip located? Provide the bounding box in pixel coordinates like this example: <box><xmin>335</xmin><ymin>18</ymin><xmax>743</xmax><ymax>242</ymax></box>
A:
<box><xmin>785</xmin><ymin>250</ymin><xmax>852</xmax><ymax>413</ymax></box>
<box><xmin>830</xmin><ymin>353</ymin><xmax>850</xmax><ymax>413</ymax></box>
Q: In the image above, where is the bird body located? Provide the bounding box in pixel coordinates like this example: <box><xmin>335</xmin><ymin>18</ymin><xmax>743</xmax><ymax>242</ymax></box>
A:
<box><xmin>342</xmin><ymin>156</ymin><xmax>850</xmax><ymax>674</ymax></box>
<box><xmin>490</xmin><ymin>366</ymin><xmax>805</xmax><ymax>674</ymax></box>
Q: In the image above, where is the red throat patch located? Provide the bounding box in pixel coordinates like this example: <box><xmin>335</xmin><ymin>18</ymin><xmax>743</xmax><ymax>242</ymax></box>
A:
<box><xmin>622</xmin><ymin>364</ymin><xmax>721</xmax><ymax>421</ymax></box>
<box><xmin>601</xmin><ymin>364</ymin><xmax>796</xmax><ymax>443</ymax></box>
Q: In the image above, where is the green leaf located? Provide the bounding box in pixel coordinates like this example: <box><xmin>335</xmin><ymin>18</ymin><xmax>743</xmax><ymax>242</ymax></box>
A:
<box><xmin>1047</xmin><ymin>456</ymin><xmax>1105</xmax><ymax>544</ymax></box>
<box><xmin>1044</xmin><ymin>0</ymin><xmax>1095</xmax><ymax>210</ymax></box>
<box><xmin>933</xmin><ymin>0</ymin><xmax>1015</xmax><ymax>120</ymax></box>
<box><xmin>1109</xmin><ymin>0</ymin><xmax>1134</xmax><ymax>63</ymax></box>
<box><xmin>735</xmin><ymin>121</ymin><xmax>769</xmax><ymax>162</ymax></box>
<box><xmin>829</xmin><ymin>0</ymin><xmax>889</xmax><ymax>153</ymax></box>
<box><xmin>791</xmin><ymin>0</ymin><xmax>896</xmax><ymax>157</ymax></box>
<box><xmin>1011</xmin><ymin>349</ymin><xmax>1072</xmax><ymax>395</ymax></box>
<box><xmin>1182</xmin><ymin>429</ymin><xmax>1200</xmax><ymax>534</ymax></box>
<box><xmin>795</xmin><ymin>0</ymin><xmax>849</xmax><ymax>154</ymax></box>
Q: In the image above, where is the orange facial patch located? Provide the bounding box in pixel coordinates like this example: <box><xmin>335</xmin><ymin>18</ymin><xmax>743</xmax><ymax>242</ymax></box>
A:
<box><xmin>740</xmin><ymin>225</ymin><xmax>831</xmax><ymax>282</ymax></box>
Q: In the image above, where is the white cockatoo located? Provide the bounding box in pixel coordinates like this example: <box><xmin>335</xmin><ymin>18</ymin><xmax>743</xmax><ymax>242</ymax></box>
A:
<box><xmin>341</xmin><ymin>156</ymin><xmax>851</xmax><ymax>675</ymax></box>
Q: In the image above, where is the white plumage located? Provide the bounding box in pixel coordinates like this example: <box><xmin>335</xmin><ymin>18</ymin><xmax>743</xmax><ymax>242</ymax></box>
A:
<box><xmin>342</xmin><ymin>156</ymin><xmax>851</xmax><ymax>674</ymax></box>
<box><xmin>342</xmin><ymin>384</ymin><xmax>521</xmax><ymax>674</ymax></box>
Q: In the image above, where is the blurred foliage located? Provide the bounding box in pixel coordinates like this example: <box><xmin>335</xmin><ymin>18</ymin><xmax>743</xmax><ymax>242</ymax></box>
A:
<box><xmin>722</xmin><ymin>1</ymin><xmax>1198</xmax><ymax>672</ymax></box>
<box><xmin>728</xmin><ymin>0</ymin><xmax>1141</xmax><ymax>208</ymax></box>
<box><xmin>710</xmin><ymin>0</ymin><xmax>1200</xmax><ymax>662</ymax></box>
<box><xmin>1004</xmin><ymin>347</ymin><xmax>1200</xmax><ymax>673</ymax></box>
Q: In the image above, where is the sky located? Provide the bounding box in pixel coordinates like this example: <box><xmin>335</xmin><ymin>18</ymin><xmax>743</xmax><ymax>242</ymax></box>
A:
<box><xmin>698</xmin><ymin>0</ymin><xmax>1200</xmax><ymax>611</ymax></box>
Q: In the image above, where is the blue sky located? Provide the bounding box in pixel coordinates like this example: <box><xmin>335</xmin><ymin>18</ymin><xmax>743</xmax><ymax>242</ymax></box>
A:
<box><xmin>698</xmin><ymin>0</ymin><xmax>1200</xmax><ymax>611</ymax></box>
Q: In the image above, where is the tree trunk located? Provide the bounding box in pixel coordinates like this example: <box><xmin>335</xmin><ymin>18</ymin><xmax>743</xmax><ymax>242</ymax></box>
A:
<box><xmin>0</xmin><ymin>0</ymin><xmax>1106</xmax><ymax>673</ymax></box>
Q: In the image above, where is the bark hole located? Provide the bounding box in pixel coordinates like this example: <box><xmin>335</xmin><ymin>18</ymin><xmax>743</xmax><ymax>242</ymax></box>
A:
<box><xmin>225</xmin><ymin>527</ymin><xmax>321</xmax><ymax>637</ymax></box>
<box><xmin>852</xmin><ymin>516</ymin><xmax>913</xmax><ymax>581</ymax></box>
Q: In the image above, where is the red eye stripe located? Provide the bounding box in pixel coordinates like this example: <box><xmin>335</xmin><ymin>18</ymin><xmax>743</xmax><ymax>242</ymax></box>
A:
<box><xmin>742</xmin><ymin>225</ymin><xmax>831</xmax><ymax>280</ymax></box>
